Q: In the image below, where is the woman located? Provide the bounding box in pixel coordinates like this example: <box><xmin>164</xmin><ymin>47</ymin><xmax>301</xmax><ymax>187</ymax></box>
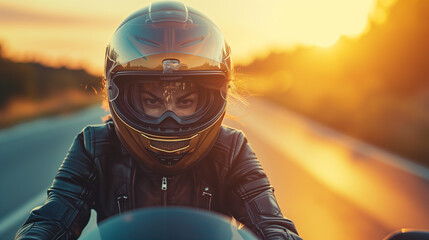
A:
<box><xmin>15</xmin><ymin>2</ymin><xmax>302</xmax><ymax>239</ymax></box>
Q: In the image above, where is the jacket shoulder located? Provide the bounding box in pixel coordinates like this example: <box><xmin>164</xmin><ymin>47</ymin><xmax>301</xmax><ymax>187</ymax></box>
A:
<box><xmin>219</xmin><ymin>124</ymin><xmax>247</xmax><ymax>141</ymax></box>
<box><xmin>209</xmin><ymin>125</ymin><xmax>249</xmax><ymax>167</ymax></box>
<box><xmin>215</xmin><ymin>125</ymin><xmax>245</xmax><ymax>151</ymax></box>
<box><xmin>81</xmin><ymin>120</ymin><xmax>116</xmax><ymax>158</ymax></box>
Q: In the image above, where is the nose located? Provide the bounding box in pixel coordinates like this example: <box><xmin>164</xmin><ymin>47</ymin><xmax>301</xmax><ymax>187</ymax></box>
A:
<box><xmin>164</xmin><ymin>102</ymin><xmax>175</xmax><ymax>112</ymax></box>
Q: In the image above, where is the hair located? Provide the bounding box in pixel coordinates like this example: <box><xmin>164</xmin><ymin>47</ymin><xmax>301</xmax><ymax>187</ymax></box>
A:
<box><xmin>100</xmin><ymin>76</ymin><xmax>112</xmax><ymax>122</ymax></box>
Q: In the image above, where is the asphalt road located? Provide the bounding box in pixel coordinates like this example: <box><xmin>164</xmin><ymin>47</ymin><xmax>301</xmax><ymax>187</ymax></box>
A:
<box><xmin>0</xmin><ymin>98</ymin><xmax>428</xmax><ymax>240</ymax></box>
<box><xmin>0</xmin><ymin>105</ymin><xmax>107</xmax><ymax>240</ymax></box>
<box><xmin>225</xmin><ymin>98</ymin><xmax>429</xmax><ymax>240</ymax></box>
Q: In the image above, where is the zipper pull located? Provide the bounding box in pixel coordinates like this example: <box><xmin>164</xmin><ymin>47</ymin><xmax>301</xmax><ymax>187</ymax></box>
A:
<box><xmin>202</xmin><ymin>187</ymin><xmax>212</xmax><ymax>197</ymax></box>
<box><xmin>202</xmin><ymin>186</ymin><xmax>213</xmax><ymax>212</ymax></box>
<box><xmin>161</xmin><ymin>177</ymin><xmax>167</xmax><ymax>191</ymax></box>
<box><xmin>116</xmin><ymin>195</ymin><xmax>128</xmax><ymax>215</ymax></box>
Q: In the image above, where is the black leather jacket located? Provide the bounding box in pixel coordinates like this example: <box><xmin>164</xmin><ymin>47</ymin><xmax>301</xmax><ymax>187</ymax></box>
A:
<box><xmin>15</xmin><ymin>121</ymin><xmax>302</xmax><ymax>240</ymax></box>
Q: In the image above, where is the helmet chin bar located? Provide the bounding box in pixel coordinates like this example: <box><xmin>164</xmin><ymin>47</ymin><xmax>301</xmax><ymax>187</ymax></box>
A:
<box><xmin>111</xmin><ymin>102</ymin><xmax>225</xmax><ymax>175</ymax></box>
<box><xmin>141</xmin><ymin>132</ymin><xmax>199</xmax><ymax>154</ymax></box>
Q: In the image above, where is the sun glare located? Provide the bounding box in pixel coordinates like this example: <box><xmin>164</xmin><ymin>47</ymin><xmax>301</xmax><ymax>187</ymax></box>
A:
<box><xmin>287</xmin><ymin>0</ymin><xmax>375</xmax><ymax>47</ymax></box>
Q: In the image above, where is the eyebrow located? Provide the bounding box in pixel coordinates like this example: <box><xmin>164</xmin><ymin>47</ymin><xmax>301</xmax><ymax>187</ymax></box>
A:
<box><xmin>141</xmin><ymin>91</ymin><xmax>163</xmax><ymax>101</ymax></box>
<box><xmin>177</xmin><ymin>91</ymin><xmax>197</xmax><ymax>101</ymax></box>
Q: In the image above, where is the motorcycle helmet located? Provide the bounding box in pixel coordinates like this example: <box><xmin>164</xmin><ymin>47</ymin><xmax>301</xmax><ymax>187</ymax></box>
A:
<box><xmin>104</xmin><ymin>1</ymin><xmax>232</xmax><ymax>175</ymax></box>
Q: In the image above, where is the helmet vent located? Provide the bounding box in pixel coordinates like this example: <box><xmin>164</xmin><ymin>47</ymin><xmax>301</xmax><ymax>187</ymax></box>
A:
<box><xmin>150</xmin><ymin>139</ymin><xmax>190</xmax><ymax>152</ymax></box>
<box><xmin>180</xmin><ymin>36</ymin><xmax>205</xmax><ymax>48</ymax></box>
<box><xmin>135</xmin><ymin>36</ymin><xmax>161</xmax><ymax>47</ymax></box>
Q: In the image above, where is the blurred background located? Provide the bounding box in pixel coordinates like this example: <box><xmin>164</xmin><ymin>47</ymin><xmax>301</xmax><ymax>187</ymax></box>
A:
<box><xmin>0</xmin><ymin>0</ymin><xmax>428</xmax><ymax>239</ymax></box>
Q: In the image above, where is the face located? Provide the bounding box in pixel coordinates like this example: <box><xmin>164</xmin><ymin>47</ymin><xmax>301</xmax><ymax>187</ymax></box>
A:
<box><xmin>139</xmin><ymin>82</ymin><xmax>199</xmax><ymax>117</ymax></box>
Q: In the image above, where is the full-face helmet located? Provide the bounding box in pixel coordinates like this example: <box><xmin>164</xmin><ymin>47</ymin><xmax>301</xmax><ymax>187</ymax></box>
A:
<box><xmin>105</xmin><ymin>1</ymin><xmax>232</xmax><ymax>175</ymax></box>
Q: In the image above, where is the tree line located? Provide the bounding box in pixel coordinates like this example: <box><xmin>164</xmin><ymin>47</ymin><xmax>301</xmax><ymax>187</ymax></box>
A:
<box><xmin>0</xmin><ymin>47</ymin><xmax>102</xmax><ymax>108</ymax></box>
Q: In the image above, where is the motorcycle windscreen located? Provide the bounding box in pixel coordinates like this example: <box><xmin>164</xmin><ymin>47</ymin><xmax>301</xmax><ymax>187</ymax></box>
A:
<box><xmin>80</xmin><ymin>207</ymin><xmax>257</xmax><ymax>240</ymax></box>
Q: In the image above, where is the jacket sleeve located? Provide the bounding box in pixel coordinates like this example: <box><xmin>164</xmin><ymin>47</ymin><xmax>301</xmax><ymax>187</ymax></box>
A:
<box><xmin>15</xmin><ymin>129</ymin><xmax>96</xmax><ymax>240</ymax></box>
<box><xmin>226</xmin><ymin>132</ymin><xmax>302</xmax><ymax>240</ymax></box>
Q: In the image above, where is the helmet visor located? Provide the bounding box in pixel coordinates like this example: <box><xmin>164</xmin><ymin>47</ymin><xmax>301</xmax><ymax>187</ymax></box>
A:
<box><xmin>111</xmin><ymin>74</ymin><xmax>226</xmax><ymax>132</ymax></box>
<box><xmin>130</xmin><ymin>81</ymin><xmax>203</xmax><ymax>118</ymax></box>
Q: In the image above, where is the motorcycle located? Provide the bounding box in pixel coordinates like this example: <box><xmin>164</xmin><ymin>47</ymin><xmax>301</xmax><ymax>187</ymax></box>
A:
<box><xmin>80</xmin><ymin>207</ymin><xmax>257</xmax><ymax>240</ymax></box>
<box><xmin>384</xmin><ymin>229</ymin><xmax>429</xmax><ymax>240</ymax></box>
<box><xmin>80</xmin><ymin>207</ymin><xmax>429</xmax><ymax>240</ymax></box>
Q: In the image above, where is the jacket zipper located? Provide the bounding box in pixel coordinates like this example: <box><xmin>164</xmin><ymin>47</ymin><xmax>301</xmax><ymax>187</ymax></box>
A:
<box><xmin>161</xmin><ymin>176</ymin><xmax>167</xmax><ymax>207</ymax></box>
<box><xmin>202</xmin><ymin>187</ymin><xmax>213</xmax><ymax>212</ymax></box>
<box><xmin>116</xmin><ymin>195</ymin><xmax>128</xmax><ymax>215</ymax></box>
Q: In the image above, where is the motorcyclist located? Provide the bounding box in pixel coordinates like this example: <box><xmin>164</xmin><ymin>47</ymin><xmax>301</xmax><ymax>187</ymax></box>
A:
<box><xmin>15</xmin><ymin>1</ymin><xmax>302</xmax><ymax>239</ymax></box>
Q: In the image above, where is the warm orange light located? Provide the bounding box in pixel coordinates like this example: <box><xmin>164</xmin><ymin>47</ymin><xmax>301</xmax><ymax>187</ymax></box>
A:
<box><xmin>0</xmin><ymin>0</ymin><xmax>397</xmax><ymax>73</ymax></box>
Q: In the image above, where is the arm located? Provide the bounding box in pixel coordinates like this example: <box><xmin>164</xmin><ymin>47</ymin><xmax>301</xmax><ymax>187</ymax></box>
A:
<box><xmin>227</xmin><ymin>132</ymin><xmax>302</xmax><ymax>240</ymax></box>
<box><xmin>15</xmin><ymin>129</ymin><xmax>96</xmax><ymax>240</ymax></box>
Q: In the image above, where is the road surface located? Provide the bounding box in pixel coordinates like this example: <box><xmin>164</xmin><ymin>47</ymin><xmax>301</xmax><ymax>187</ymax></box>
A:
<box><xmin>0</xmin><ymin>98</ymin><xmax>428</xmax><ymax>240</ymax></box>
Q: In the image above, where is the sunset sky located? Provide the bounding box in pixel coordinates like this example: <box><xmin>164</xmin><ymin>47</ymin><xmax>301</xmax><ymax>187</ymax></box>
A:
<box><xmin>0</xmin><ymin>0</ymin><xmax>396</xmax><ymax>75</ymax></box>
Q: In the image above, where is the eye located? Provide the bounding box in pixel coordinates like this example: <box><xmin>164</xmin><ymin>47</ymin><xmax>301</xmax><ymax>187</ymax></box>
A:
<box><xmin>179</xmin><ymin>99</ymin><xmax>194</xmax><ymax>105</ymax></box>
<box><xmin>143</xmin><ymin>98</ymin><xmax>162</xmax><ymax>107</ymax></box>
<box><xmin>177</xmin><ymin>98</ymin><xmax>196</xmax><ymax>108</ymax></box>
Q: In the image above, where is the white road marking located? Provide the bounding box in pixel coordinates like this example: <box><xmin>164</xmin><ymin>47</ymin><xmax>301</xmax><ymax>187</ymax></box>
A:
<box><xmin>0</xmin><ymin>191</ymin><xmax>46</xmax><ymax>236</ymax></box>
<box><xmin>79</xmin><ymin>211</ymin><xmax>99</xmax><ymax>239</ymax></box>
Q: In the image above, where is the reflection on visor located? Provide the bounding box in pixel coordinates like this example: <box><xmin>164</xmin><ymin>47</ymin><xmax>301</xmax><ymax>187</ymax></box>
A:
<box><xmin>132</xmin><ymin>81</ymin><xmax>200</xmax><ymax>117</ymax></box>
